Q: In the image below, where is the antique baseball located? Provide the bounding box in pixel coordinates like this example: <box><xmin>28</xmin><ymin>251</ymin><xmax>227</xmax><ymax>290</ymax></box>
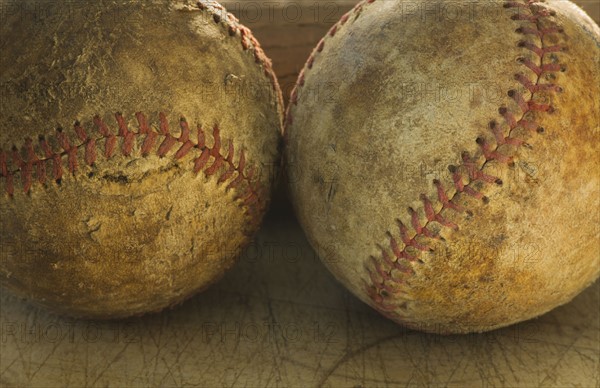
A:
<box><xmin>286</xmin><ymin>0</ymin><xmax>599</xmax><ymax>333</ymax></box>
<box><xmin>0</xmin><ymin>0</ymin><xmax>283</xmax><ymax>318</ymax></box>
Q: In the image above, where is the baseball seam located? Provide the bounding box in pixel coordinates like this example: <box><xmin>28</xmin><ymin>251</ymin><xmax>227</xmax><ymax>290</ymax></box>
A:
<box><xmin>0</xmin><ymin>1</ymin><xmax>280</xmax><ymax>223</ymax></box>
<box><xmin>0</xmin><ymin>112</ymin><xmax>263</xmax><ymax>213</ymax></box>
<box><xmin>197</xmin><ymin>0</ymin><xmax>284</xmax><ymax>112</ymax></box>
<box><xmin>285</xmin><ymin>0</ymin><xmax>566</xmax><ymax>321</ymax></box>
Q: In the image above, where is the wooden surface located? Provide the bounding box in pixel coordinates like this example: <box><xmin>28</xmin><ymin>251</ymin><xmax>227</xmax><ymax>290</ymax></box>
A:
<box><xmin>1</xmin><ymin>203</ymin><xmax>599</xmax><ymax>387</ymax></box>
<box><xmin>1</xmin><ymin>1</ymin><xmax>599</xmax><ymax>387</ymax></box>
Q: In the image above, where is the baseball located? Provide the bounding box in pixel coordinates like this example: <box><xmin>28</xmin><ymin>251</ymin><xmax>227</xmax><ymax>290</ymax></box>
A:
<box><xmin>0</xmin><ymin>0</ymin><xmax>283</xmax><ymax>318</ymax></box>
<box><xmin>285</xmin><ymin>0</ymin><xmax>599</xmax><ymax>333</ymax></box>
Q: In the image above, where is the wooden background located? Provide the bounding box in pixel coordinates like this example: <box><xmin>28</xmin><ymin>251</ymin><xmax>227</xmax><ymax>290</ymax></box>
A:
<box><xmin>1</xmin><ymin>1</ymin><xmax>599</xmax><ymax>387</ymax></box>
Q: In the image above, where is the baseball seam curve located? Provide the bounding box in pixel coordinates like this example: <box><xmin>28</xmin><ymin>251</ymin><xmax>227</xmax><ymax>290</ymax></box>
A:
<box><xmin>0</xmin><ymin>1</ymin><xmax>280</xmax><ymax>224</ymax></box>
<box><xmin>284</xmin><ymin>0</ymin><xmax>567</xmax><ymax>323</ymax></box>
<box><xmin>0</xmin><ymin>112</ymin><xmax>263</xmax><ymax>214</ymax></box>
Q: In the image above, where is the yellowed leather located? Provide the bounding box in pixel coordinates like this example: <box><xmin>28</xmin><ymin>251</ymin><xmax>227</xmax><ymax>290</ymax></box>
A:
<box><xmin>0</xmin><ymin>0</ymin><xmax>283</xmax><ymax>318</ymax></box>
<box><xmin>286</xmin><ymin>0</ymin><xmax>600</xmax><ymax>333</ymax></box>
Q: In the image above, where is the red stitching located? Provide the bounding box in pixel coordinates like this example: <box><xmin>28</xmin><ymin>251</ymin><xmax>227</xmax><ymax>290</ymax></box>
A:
<box><xmin>285</xmin><ymin>0</ymin><xmax>378</xmax><ymax>128</ymax></box>
<box><xmin>363</xmin><ymin>0</ymin><xmax>566</xmax><ymax>316</ymax></box>
<box><xmin>283</xmin><ymin>0</ymin><xmax>566</xmax><ymax>318</ymax></box>
<box><xmin>196</xmin><ymin>0</ymin><xmax>281</xmax><ymax>102</ymax></box>
<box><xmin>0</xmin><ymin>113</ymin><xmax>264</xmax><ymax>216</ymax></box>
<box><xmin>316</xmin><ymin>39</ymin><xmax>325</xmax><ymax>53</ymax></box>
<box><xmin>329</xmin><ymin>24</ymin><xmax>338</xmax><ymax>37</ymax></box>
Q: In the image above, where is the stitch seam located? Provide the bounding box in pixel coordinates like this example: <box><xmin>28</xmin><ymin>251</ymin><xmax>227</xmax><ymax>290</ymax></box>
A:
<box><xmin>197</xmin><ymin>0</ymin><xmax>284</xmax><ymax>112</ymax></box>
<box><xmin>0</xmin><ymin>113</ymin><xmax>264</xmax><ymax>223</ymax></box>
<box><xmin>284</xmin><ymin>0</ymin><xmax>566</xmax><ymax>321</ymax></box>
<box><xmin>1</xmin><ymin>1</ymin><xmax>279</xmax><ymax>225</ymax></box>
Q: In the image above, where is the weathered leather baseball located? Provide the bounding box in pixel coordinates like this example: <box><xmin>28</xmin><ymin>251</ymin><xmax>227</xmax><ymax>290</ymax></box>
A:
<box><xmin>0</xmin><ymin>0</ymin><xmax>283</xmax><ymax>318</ymax></box>
<box><xmin>286</xmin><ymin>0</ymin><xmax>599</xmax><ymax>333</ymax></box>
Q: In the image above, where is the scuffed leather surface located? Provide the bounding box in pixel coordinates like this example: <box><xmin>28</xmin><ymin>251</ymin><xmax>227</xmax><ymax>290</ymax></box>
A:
<box><xmin>286</xmin><ymin>0</ymin><xmax>600</xmax><ymax>333</ymax></box>
<box><xmin>0</xmin><ymin>0</ymin><xmax>283</xmax><ymax>318</ymax></box>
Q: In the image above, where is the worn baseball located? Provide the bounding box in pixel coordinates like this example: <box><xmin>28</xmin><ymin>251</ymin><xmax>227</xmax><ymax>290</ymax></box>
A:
<box><xmin>0</xmin><ymin>0</ymin><xmax>283</xmax><ymax>318</ymax></box>
<box><xmin>285</xmin><ymin>0</ymin><xmax>599</xmax><ymax>333</ymax></box>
